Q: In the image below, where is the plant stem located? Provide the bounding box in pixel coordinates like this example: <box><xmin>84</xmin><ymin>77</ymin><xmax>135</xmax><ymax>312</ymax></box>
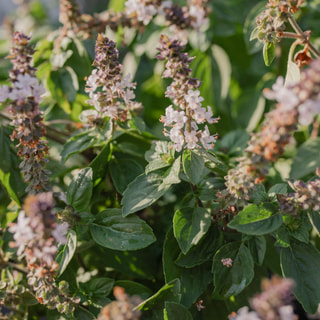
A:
<box><xmin>287</xmin><ymin>13</ymin><xmax>320</xmax><ymax>58</ymax></box>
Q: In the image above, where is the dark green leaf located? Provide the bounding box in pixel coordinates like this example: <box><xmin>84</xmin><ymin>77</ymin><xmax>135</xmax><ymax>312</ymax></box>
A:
<box><xmin>308</xmin><ymin>211</ymin><xmax>320</xmax><ymax>234</ymax></box>
<box><xmin>173</xmin><ymin>207</ymin><xmax>211</xmax><ymax>254</ymax></box>
<box><xmin>73</xmin><ymin>306</ymin><xmax>96</xmax><ymax>320</ymax></box>
<box><xmin>164</xmin><ymin>302</ymin><xmax>193</xmax><ymax>320</ymax></box>
<box><xmin>263</xmin><ymin>42</ymin><xmax>275</xmax><ymax>66</ymax></box>
<box><xmin>175</xmin><ymin>225</ymin><xmax>223</xmax><ymax>268</ymax></box>
<box><xmin>228</xmin><ymin>203</ymin><xmax>282</xmax><ymax>235</ymax></box>
<box><xmin>219</xmin><ymin>129</ymin><xmax>250</xmax><ymax>156</ymax></box>
<box><xmin>212</xmin><ymin>242</ymin><xmax>254</xmax><ymax>298</ymax></box>
<box><xmin>192</xmin><ymin>149</ymin><xmax>229</xmax><ymax>174</ymax></box>
<box><xmin>56</xmin><ymin>230</ymin><xmax>77</xmax><ymax>276</ymax></box>
<box><xmin>79</xmin><ymin>277</ymin><xmax>114</xmax><ymax>298</ymax></box>
<box><xmin>137</xmin><ymin>279</ymin><xmax>181</xmax><ymax>317</ymax></box>
<box><xmin>268</xmin><ymin>183</ymin><xmax>288</xmax><ymax>195</ymax></box>
<box><xmin>243</xmin><ymin>1</ymin><xmax>265</xmax><ymax>53</ymax></box>
<box><xmin>114</xmin><ymin>281</ymin><xmax>152</xmax><ymax>300</ymax></box>
<box><xmin>67</xmin><ymin>167</ymin><xmax>93</xmax><ymax>212</ymax></box>
<box><xmin>290</xmin><ymin>138</ymin><xmax>320</xmax><ymax>179</ymax></box>
<box><xmin>163</xmin><ymin>228</ymin><xmax>212</xmax><ymax>307</ymax></box>
<box><xmin>281</xmin><ymin>240</ymin><xmax>320</xmax><ymax>313</ymax></box>
<box><xmin>286</xmin><ymin>214</ymin><xmax>311</xmax><ymax>244</ymax></box>
<box><xmin>90</xmin><ymin>209</ymin><xmax>156</xmax><ymax>251</ymax></box>
<box><xmin>121</xmin><ymin>157</ymin><xmax>180</xmax><ymax>216</ymax></box>
<box><xmin>275</xmin><ymin>225</ymin><xmax>290</xmax><ymax>247</ymax></box>
<box><xmin>109</xmin><ymin>154</ymin><xmax>145</xmax><ymax>194</ymax></box>
<box><xmin>61</xmin><ymin>129</ymin><xmax>99</xmax><ymax>163</ymax></box>
<box><xmin>89</xmin><ymin>143</ymin><xmax>112</xmax><ymax>185</ymax></box>
<box><xmin>182</xmin><ymin>150</ymin><xmax>209</xmax><ymax>185</ymax></box>
<box><xmin>247</xmin><ymin>236</ymin><xmax>266</xmax><ymax>265</ymax></box>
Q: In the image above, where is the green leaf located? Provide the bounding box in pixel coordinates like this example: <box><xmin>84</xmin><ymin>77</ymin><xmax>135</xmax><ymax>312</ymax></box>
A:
<box><xmin>145</xmin><ymin>141</ymin><xmax>175</xmax><ymax>163</ymax></box>
<box><xmin>212</xmin><ymin>242</ymin><xmax>254</xmax><ymax>298</ymax></box>
<box><xmin>109</xmin><ymin>154</ymin><xmax>145</xmax><ymax>194</ymax></box>
<box><xmin>263</xmin><ymin>42</ymin><xmax>275</xmax><ymax>66</ymax></box>
<box><xmin>219</xmin><ymin>129</ymin><xmax>250</xmax><ymax>156</ymax></box>
<box><xmin>192</xmin><ymin>149</ymin><xmax>229</xmax><ymax>174</ymax></box>
<box><xmin>243</xmin><ymin>1</ymin><xmax>265</xmax><ymax>53</ymax></box>
<box><xmin>73</xmin><ymin>307</ymin><xmax>95</xmax><ymax>320</ymax></box>
<box><xmin>79</xmin><ymin>277</ymin><xmax>114</xmax><ymax>299</ymax></box>
<box><xmin>281</xmin><ymin>240</ymin><xmax>320</xmax><ymax>313</ymax></box>
<box><xmin>67</xmin><ymin>167</ymin><xmax>93</xmax><ymax>212</ymax></box>
<box><xmin>114</xmin><ymin>280</ymin><xmax>152</xmax><ymax>300</ymax></box>
<box><xmin>137</xmin><ymin>279</ymin><xmax>181</xmax><ymax>316</ymax></box>
<box><xmin>163</xmin><ymin>228</ymin><xmax>212</xmax><ymax>307</ymax></box>
<box><xmin>173</xmin><ymin>207</ymin><xmax>211</xmax><ymax>254</ymax></box>
<box><xmin>61</xmin><ymin>129</ymin><xmax>99</xmax><ymax>163</ymax></box>
<box><xmin>90</xmin><ymin>209</ymin><xmax>156</xmax><ymax>251</ymax></box>
<box><xmin>308</xmin><ymin>211</ymin><xmax>320</xmax><ymax>234</ymax></box>
<box><xmin>268</xmin><ymin>183</ymin><xmax>287</xmax><ymax>195</ymax></box>
<box><xmin>164</xmin><ymin>302</ymin><xmax>193</xmax><ymax>320</ymax></box>
<box><xmin>246</xmin><ymin>236</ymin><xmax>266</xmax><ymax>265</ymax></box>
<box><xmin>89</xmin><ymin>142</ymin><xmax>112</xmax><ymax>185</ymax></box>
<box><xmin>290</xmin><ymin>138</ymin><xmax>320</xmax><ymax>179</ymax></box>
<box><xmin>0</xmin><ymin>126</ymin><xmax>26</xmax><ymax>203</ymax></box>
<box><xmin>228</xmin><ymin>203</ymin><xmax>282</xmax><ymax>235</ymax></box>
<box><xmin>192</xmin><ymin>46</ymin><xmax>231</xmax><ymax>111</ymax></box>
<box><xmin>182</xmin><ymin>150</ymin><xmax>209</xmax><ymax>185</ymax></box>
<box><xmin>56</xmin><ymin>230</ymin><xmax>77</xmax><ymax>276</ymax></box>
<box><xmin>144</xmin><ymin>140</ymin><xmax>175</xmax><ymax>174</ymax></box>
<box><xmin>91</xmin><ymin>245</ymin><xmax>157</xmax><ymax>279</ymax></box>
<box><xmin>285</xmin><ymin>59</ymin><xmax>300</xmax><ymax>86</ymax></box>
<box><xmin>121</xmin><ymin>157</ymin><xmax>180</xmax><ymax>216</ymax></box>
<box><xmin>275</xmin><ymin>225</ymin><xmax>290</xmax><ymax>248</ymax></box>
<box><xmin>175</xmin><ymin>225</ymin><xmax>223</xmax><ymax>268</ymax></box>
<box><xmin>286</xmin><ymin>214</ymin><xmax>312</xmax><ymax>244</ymax></box>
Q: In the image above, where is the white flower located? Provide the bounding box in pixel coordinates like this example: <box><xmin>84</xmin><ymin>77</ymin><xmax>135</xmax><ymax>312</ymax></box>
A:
<box><xmin>162</xmin><ymin>105</ymin><xmax>187</xmax><ymax>128</ymax></box>
<box><xmin>200</xmin><ymin>125</ymin><xmax>216</xmax><ymax>149</ymax></box>
<box><xmin>9</xmin><ymin>211</ymin><xmax>34</xmax><ymax>256</ymax></box>
<box><xmin>79</xmin><ymin>109</ymin><xmax>99</xmax><ymax>123</ymax></box>
<box><xmin>32</xmin><ymin>83</ymin><xmax>46</xmax><ymax>103</ymax></box>
<box><xmin>15</xmin><ymin>74</ymin><xmax>38</xmax><ymax>91</ymax></box>
<box><xmin>264</xmin><ymin>77</ymin><xmax>299</xmax><ymax>110</ymax></box>
<box><xmin>169</xmin><ymin>127</ymin><xmax>185</xmax><ymax>152</ymax></box>
<box><xmin>185</xmin><ymin>89</ymin><xmax>204</xmax><ymax>109</ymax></box>
<box><xmin>86</xmin><ymin>92</ymin><xmax>102</xmax><ymax>111</ymax></box>
<box><xmin>184</xmin><ymin>129</ymin><xmax>198</xmax><ymax>149</ymax></box>
<box><xmin>125</xmin><ymin>0</ymin><xmax>157</xmax><ymax>25</ymax></box>
<box><xmin>52</xmin><ymin>222</ymin><xmax>69</xmax><ymax>244</ymax></box>
<box><xmin>278</xmin><ymin>305</ymin><xmax>295</xmax><ymax>320</ymax></box>
<box><xmin>298</xmin><ymin>97</ymin><xmax>320</xmax><ymax>126</ymax></box>
<box><xmin>104</xmin><ymin>105</ymin><xmax>119</xmax><ymax>119</ymax></box>
<box><xmin>189</xmin><ymin>5</ymin><xmax>209</xmax><ymax>30</ymax></box>
<box><xmin>232</xmin><ymin>307</ymin><xmax>261</xmax><ymax>320</ymax></box>
<box><xmin>0</xmin><ymin>85</ymin><xmax>9</xmax><ymax>102</ymax></box>
<box><xmin>86</xmin><ymin>69</ymin><xmax>99</xmax><ymax>92</ymax></box>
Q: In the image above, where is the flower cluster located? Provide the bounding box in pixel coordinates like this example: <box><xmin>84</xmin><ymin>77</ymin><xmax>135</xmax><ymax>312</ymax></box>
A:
<box><xmin>221</xmin><ymin>258</ymin><xmax>233</xmax><ymax>267</ymax></box>
<box><xmin>254</xmin><ymin>0</ymin><xmax>304</xmax><ymax>44</ymax></box>
<box><xmin>58</xmin><ymin>0</ymin><xmax>210</xmax><ymax>40</ymax></box>
<box><xmin>230</xmin><ymin>276</ymin><xmax>296</xmax><ymax>320</ymax></box>
<box><xmin>251</xmin><ymin>276</ymin><xmax>296</xmax><ymax>320</ymax></box>
<box><xmin>9</xmin><ymin>192</ymin><xmax>68</xmax><ymax>276</ymax></box>
<box><xmin>225</xmin><ymin>58</ymin><xmax>320</xmax><ymax>201</ymax></box>
<box><xmin>1</xmin><ymin>32</ymin><xmax>50</xmax><ymax>194</ymax></box>
<box><xmin>125</xmin><ymin>0</ymin><xmax>161</xmax><ymax>26</ymax></box>
<box><xmin>278</xmin><ymin>169</ymin><xmax>320</xmax><ymax>215</ymax></box>
<box><xmin>8</xmin><ymin>193</ymin><xmax>77</xmax><ymax>314</ymax></box>
<box><xmin>157</xmin><ymin>34</ymin><xmax>219</xmax><ymax>152</ymax></box>
<box><xmin>97</xmin><ymin>286</ymin><xmax>141</xmax><ymax>320</ymax></box>
<box><xmin>80</xmin><ymin>35</ymin><xmax>142</xmax><ymax>126</ymax></box>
